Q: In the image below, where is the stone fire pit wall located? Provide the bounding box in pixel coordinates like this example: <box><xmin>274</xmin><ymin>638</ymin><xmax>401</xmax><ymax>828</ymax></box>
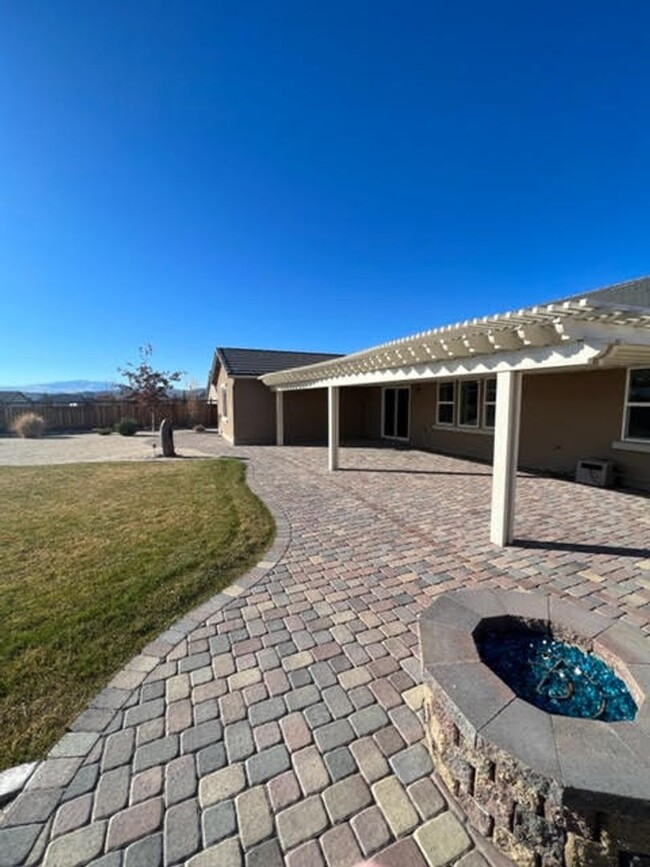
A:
<box><xmin>419</xmin><ymin>590</ymin><xmax>650</xmax><ymax>867</ymax></box>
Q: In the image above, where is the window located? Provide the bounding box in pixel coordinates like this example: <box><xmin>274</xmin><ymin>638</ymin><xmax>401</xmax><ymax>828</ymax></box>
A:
<box><xmin>459</xmin><ymin>380</ymin><xmax>479</xmax><ymax>427</ymax></box>
<box><xmin>435</xmin><ymin>377</ymin><xmax>495</xmax><ymax>432</ymax></box>
<box><xmin>220</xmin><ymin>384</ymin><xmax>228</xmax><ymax>419</ymax></box>
<box><xmin>382</xmin><ymin>387</ymin><xmax>410</xmax><ymax>439</ymax></box>
<box><xmin>624</xmin><ymin>368</ymin><xmax>650</xmax><ymax>441</ymax></box>
<box><xmin>483</xmin><ymin>377</ymin><xmax>497</xmax><ymax>428</ymax></box>
<box><xmin>437</xmin><ymin>381</ymin><xmax>455</xmax><ymax>425</ymax></box>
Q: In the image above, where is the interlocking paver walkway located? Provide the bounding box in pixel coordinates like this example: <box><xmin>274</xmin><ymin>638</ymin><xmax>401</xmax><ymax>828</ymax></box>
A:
<box><xmin>1</xmin><ymin>434</ymin><xmax>649</xmax><ymax>866</ymax></box>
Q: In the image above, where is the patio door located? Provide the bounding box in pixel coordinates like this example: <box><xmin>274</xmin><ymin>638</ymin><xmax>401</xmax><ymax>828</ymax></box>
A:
<box><xmin>382</xmin><ymin>387</ymin><xmax>410</xmax><ymax>440</ymax></box>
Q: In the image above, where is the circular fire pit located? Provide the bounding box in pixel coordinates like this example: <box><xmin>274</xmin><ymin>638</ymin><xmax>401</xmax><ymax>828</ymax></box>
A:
<box><xmin>419</xmin><ymin>590</ymin><xmax>650</xmax><ymax>867</ymax></box>
<box><xmin>476</xmin><ymin>623</ymin><xmax>638</xmax><ymax>723</ymax></box>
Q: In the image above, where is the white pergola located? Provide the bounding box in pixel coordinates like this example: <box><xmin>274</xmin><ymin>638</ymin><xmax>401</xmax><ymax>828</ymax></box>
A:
<box><xmin>262</xmin><ymin>297</ymin><xmax>650</xmax><ymax>547</ymax></box>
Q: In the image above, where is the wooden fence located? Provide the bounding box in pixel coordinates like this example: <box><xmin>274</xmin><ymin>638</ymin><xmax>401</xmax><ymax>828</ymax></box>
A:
<box><xmin>0</xmin><ymin>400</ymin><xmax>219</xmax><ymax>433</ymax></box>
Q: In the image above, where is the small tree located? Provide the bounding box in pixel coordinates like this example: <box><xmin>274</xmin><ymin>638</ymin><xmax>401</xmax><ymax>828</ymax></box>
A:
<box><xmin>118</xmin><ymin>344</ymin><xmax>184</xmax><ymax>431</ymax></box>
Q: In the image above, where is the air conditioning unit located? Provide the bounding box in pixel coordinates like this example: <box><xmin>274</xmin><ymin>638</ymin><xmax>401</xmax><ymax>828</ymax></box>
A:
<box><xmin>575</xmin><ymin>458</ymin><xmax>615</xmax><ymax>488</ymax></box>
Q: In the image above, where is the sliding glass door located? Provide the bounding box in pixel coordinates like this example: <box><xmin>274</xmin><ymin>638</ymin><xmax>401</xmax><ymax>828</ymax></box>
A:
<box><xmin>382</xmin><ymin>387</ymin><xmax>410</xmax><ymax>440</ymax></box>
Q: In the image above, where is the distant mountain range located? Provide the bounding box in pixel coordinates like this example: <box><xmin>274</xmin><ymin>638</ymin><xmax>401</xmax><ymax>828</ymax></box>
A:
<box><xmin>0</xmin><ymin>380</ymin><xmax>119</xmax><ymax>394</ymax></box>
<box><xmin>0</xmin><ymin>381</ymin><xmax>206</xmax><ymax>401</ymax></box>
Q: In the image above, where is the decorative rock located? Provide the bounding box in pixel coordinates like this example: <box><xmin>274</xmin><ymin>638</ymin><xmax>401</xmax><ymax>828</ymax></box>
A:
<box><xmin>159</xmin><ymin>418</ymin><xmax>175</xmax><ymax>457</ymax></box>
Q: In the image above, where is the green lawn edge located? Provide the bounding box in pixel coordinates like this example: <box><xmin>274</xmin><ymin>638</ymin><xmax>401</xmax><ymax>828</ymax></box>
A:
<box><xmin>0</xmin><ymin>457</ymin><xmax>275</xmax><ymax>770</ymax></box>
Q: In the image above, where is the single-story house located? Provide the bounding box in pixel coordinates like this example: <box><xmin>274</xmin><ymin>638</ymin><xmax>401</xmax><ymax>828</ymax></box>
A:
<box><xmin>0</xmin><ymin>391</ymin><xmax>32</xmax><ymax>406</ymax></box>
<box><xmin>255</xmin><ymin>276</ymin><xmax>650</xmax><ymax>546</ymax></box>
<box><xmin>206</xmin><ymin>348</ymin><xmax>344</xmax><ymax>445</ymax></box>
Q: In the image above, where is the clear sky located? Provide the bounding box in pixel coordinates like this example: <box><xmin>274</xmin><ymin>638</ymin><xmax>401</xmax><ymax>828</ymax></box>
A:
<box><xmin>2</xmin><ymin>1</ymin><xmax>650</xmax><ymax>388</ymax></box>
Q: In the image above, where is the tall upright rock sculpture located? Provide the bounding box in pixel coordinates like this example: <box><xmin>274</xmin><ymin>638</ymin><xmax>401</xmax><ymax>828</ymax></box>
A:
<box><xmin>160</xmin><ymin>417</ymin><xmax>176</xmax><ymax>457</ymax></box>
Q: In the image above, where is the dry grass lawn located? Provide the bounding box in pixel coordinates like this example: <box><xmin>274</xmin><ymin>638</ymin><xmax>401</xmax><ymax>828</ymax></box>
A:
<box><xmin>0</xmin><ymin>458</ymin><xmax>274</xmax><ymax>770</ymax></box>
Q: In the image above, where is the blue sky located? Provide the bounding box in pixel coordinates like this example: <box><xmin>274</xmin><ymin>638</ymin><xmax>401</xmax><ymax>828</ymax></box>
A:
<box><xmin>2</xmin><ymin>1</ymin><xmax>650</xmax><ymax>388</ymax></box>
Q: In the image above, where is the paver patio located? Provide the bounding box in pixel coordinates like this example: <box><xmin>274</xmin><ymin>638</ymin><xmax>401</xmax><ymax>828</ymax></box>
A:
<box><xmin>0</xmin><ymin>433</ymin><xmax>648</xmax><ymax>866</ymax></box>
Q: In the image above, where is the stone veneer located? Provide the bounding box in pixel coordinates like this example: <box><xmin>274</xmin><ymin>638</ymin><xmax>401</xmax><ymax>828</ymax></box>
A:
<box><xmin>419</xmin><ymin>589</ymin><xmax>650</xmax><ymax>867</ymax></box>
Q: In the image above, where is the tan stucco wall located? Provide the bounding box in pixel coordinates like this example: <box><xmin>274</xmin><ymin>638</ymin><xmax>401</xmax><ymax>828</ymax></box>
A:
<box><xmin>406</xmin><ymin>382</ymin><xmax>494</xmax><ymax>460</ymax></box>
<box><xmin>284</xmin><ymin>389</ymin><xmax>328</xmax><ymax>444</ymax></box>
<box><xmin>232</xmin><ymin>378</ymin><xmax>277</xmax><ymax>445</ymax></box>
<box><xmin>282</xmin><ymin>386</ymin><xmax>382</xmax><ymax>444</ymax></box>
<box><xmin>216</xmin><ymin>366</ymin><xmax>235</xmax><ymax>444</ymax></box>
<box><xmin>519</xmin><ymin>367</ymin><xmax>650</xmax><ymax>490</ymax></box>
<box><xmin>343</xmin><ymin>387</ymin><xmax>382</xmax><ymax>440</ymax></box>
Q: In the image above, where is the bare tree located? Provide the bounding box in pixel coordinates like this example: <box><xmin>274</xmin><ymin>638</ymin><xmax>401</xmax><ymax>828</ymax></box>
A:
<box><xmin>118</xmin><ymin>344</ymin><xmax>183</xmax><ymax>431</ymax></box>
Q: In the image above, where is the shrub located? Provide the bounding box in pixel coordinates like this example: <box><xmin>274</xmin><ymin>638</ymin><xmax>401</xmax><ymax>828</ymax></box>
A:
<box><xmin>116</xmin><ymin>418</ymin><xmax>139</xmax><ymax>437</ymax></box>
<box><xmin>12</xmin><ymin>413</ymin><xmax>46</xmax><ymax>439</ymax></box>
<box><xmin>95</xmin><ymin>427</ymin><xmax>113</xmax><ymax>436</ymax></box>
<box><xmin>193</xmin><ymin>424</ymin><xmax>206</xmax><ymax>432</ymax></box>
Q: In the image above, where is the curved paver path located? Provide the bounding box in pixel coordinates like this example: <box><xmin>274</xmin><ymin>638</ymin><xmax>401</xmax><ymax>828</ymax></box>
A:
<box><xmin>1</xmin><ymin>432</ymin><xmax>649</xmax><ymax>866</ymax></box>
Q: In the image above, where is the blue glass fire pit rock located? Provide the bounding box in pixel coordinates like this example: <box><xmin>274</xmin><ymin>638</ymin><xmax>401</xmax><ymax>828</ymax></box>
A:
<box><xmin>477</xmin><ymin>629</ymin><xmax>637</xmax><ymax>721</ymax></box>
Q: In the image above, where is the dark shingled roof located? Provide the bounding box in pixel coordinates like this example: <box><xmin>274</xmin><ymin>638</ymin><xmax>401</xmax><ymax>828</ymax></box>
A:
<box><xmin>558</xmin><ymin>275</ymin><xmax>650</xmax><ymax>309</ymax></box>
<box><xmin>216</xmin><ymin>347</ymin><xmax>342</xmax><ymax>378</ymax></box>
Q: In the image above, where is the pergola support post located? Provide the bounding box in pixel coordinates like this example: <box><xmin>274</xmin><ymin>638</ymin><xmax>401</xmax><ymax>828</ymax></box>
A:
<box><xmin>275</xmin><ymin>390</ymin><xmax>284</xmax><ymax>446</ymax></box>
<box><xmin>328</xmin><ymin>386</ymin><xmax>340</xmax><ymax>471</ymax></box>
<box><xmin>490</xmin><ymin>370</ymin><xmax>522</xmax><ymax>546</ymax></box>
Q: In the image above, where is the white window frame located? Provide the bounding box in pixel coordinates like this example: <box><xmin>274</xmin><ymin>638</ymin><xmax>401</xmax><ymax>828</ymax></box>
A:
<box><xmin>621</xmin><ymin>366</ymin><xmax>650</xmax><ymax>442</ymax></box>
<box><xmin>458</xmin><ymin>379</ymin><xmax>480</xmax><ymax>429</ymax></box>
<box><xmin>220</xmin><ymin>384</ymin><xmax>228</xmax><ymax>420</ymax></box>
<box><xmin>436</xmin><ymin>381</ymin><xmax>456</xmax><ymax>427</ymax></box>
<box><xmin>483</xmin><ymin>377</ymin><xmax>497</xmax><ymax>429</ymax></box>
<box><xmin>381</xmin><ymin>386</ymin><xmax>411</xmax><ymax>441</ymax></box>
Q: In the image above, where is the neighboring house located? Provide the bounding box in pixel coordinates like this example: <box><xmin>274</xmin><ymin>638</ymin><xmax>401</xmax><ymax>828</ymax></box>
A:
<box><xmin>0</xmin><ymin>391</ymin><xmax>32</xmax><ymax>406</ymax></box>
<box><xmin>259</xmin><ymin>276</ymin><xmax>650</xmax><ymax>545</ymax></box>
<box><xmin>206</xmin><ymin>348</ymin><xmax>342</xmax><ymax>445</ymax></box>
